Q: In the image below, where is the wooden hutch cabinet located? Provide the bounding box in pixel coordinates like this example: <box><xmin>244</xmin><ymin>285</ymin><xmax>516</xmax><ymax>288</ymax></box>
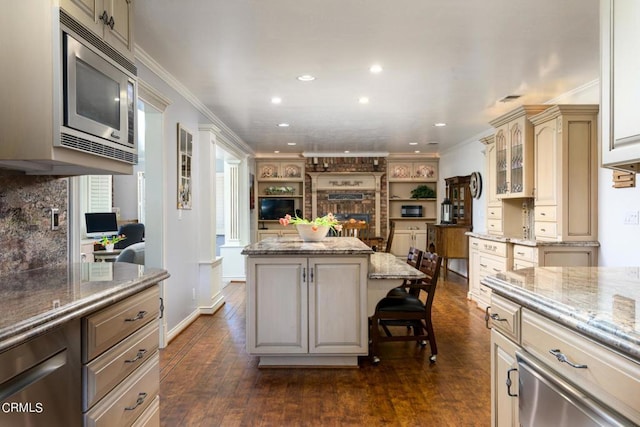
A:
<box><xmin>427</xmin><ymin>175</ymin><xmax>473</xmax><ymax>278</ymax></box>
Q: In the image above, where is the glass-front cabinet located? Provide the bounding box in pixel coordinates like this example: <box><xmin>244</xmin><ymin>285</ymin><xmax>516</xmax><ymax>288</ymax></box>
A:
<box><xmin>490</xmin><ymin>106</ymin><xmax>547</xmax><ymax>199</ymax></box>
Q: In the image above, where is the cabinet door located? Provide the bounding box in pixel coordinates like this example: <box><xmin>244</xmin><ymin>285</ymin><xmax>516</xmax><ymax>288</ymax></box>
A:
<box><xmin>601</xmin><ymin>0</ymin><xmax>640</xmax><ymax>171</ymax></box>
<box><xmin>495</xmin><ymin>125</ymin><xmax>509</xmax><ymax>198</ymax></box>
<box><xmin>246</xmin><ymin>258</ymin><xmax>308</xmax><ymax>353</ymax></box>
<box><xmin>61</xmin><ymin>0</ymin><xmax>103</xmax><ymax>35</ymax></box>
<box><xmin>388</xmin><ymin>161</ymin><xmax>414</xmax><ymax>180</ymax></box>
<box><xmin>507</xmin><ymin>116</ymin><xmax>534</xmax><ymax>197</ymax></box>
<box><xmin>414</xmin><ymin>230</ymin><xmax>427</xmax><ymax>253</ymax></box>
<box><xmin>491</xmin><ymin>329</ymin><xmax>520</xmax><ymax>427</ymax></box>
<box><xmin>533</xmin><ymin>118</ymin><xmax>558</xmax><ymax>207</ymax></box>
<box><xmin>468</xmin><ymin>239</ymin><xmax>480</xmax><ymax>301</ymax></box>
<box><xmin>103</xmin><ymin>0</ymin><xmax>133</xmax><ymax>58</ymax></box>
<box><xmin>308</xmin><ymin>257</ymin><xmax>368</xmax><ymax>354</ymax></box>
<box><xmin>486</xmin><ymin>142</ymin><xmax>500</xmax><ymax>207</ymax></box>
<box><xmin>389</xmin><ymin>230</ymin><xmax>414</xmax><ymax>257</ymax></box>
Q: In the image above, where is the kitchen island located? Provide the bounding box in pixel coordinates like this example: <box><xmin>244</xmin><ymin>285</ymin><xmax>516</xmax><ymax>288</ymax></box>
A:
<box><xmin>242</xmin><ymin>236</ymin><xmax>424</xmax><ymax>367</ymax></box>
<box><xmin>484</xmin><ymin>267</ymin><xmax>640</xmax><ymax>425</ymax></box>
<box><xmin>0</xmin><ymin>262</ymin><xmax>169</xmax><ymax>427</ymax></box>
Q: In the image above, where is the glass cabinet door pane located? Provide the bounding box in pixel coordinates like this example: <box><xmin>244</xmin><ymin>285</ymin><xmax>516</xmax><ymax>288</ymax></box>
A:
<box><xmin>496</xmin><ymin>129</ymin><xmax>508</xmax><ymax>195</ymax></box>
<box><xmin>510</xmin><ymin>124</ymin><xmax>523</xmax><ymax>193</ymax></box>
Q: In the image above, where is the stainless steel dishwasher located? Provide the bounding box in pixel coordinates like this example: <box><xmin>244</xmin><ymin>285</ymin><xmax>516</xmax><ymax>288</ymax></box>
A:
<box><xmin>516</xmin><ymin>350</ymin><xmax>635</xmax><ymax>427</ymax></box>
<box><xmin>0</xmin><ymin>320</ymin><xmax>81</xmax><ymax>427</ymax></box>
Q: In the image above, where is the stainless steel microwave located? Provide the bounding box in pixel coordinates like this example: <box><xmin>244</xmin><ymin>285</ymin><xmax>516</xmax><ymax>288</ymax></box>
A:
<box><xmin>59</xmin><ymin>11</ymin><xmax>138</xmax><ymax>164</ymax></box>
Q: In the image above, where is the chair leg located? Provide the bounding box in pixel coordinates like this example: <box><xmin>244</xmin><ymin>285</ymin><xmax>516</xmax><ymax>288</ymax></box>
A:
<box><xmin>425</xmin><ymin>320</ymin><xmax>437</xmax><ymax>363</ymax></box>
<box><xmin>370</xmin><ymin>317</ymin><xmax>381</xmax><ymax>365</ymax></box>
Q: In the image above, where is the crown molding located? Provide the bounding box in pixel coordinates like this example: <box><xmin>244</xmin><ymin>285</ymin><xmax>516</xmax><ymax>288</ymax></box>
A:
<box><xmin>134</xmin><ymin>44</ymin><xmax>255</xmax><ymax>157</ymax></box>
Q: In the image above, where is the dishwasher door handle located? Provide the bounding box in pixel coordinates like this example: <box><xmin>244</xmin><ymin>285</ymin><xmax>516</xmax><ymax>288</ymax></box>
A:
<box><xmin>0</xmin><ymin>349</ymin><xmax>67</xmax><ymax>401</ymax></box>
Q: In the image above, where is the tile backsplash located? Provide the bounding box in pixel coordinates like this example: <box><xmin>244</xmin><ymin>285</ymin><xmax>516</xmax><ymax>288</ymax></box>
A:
<box><xmin>0</xmin><ymin>173</ymin><xmax>68</xmax><ymax>275</ymax></box>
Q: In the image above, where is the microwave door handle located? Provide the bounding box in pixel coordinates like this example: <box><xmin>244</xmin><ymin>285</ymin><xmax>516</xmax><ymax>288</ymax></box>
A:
<box><xmin>110</xmin><ymin>131</ymin><xmax>120</xmax><ymax>139</ymax></box>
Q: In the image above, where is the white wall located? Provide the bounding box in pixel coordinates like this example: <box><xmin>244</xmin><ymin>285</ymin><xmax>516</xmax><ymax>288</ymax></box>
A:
<box><xmin>136</xmin><ymin>62</ymin><xmax>211</xmax><ymax>336</ymax></box>
<box><xmin>440</xmin><ymin>81</ymin><xmax>640</xmax><ymax>268</ymax></box>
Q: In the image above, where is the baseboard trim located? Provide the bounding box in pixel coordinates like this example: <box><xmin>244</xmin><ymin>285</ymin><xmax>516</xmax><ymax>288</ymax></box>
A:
<box><xmin>167</xmin><ymin>308</ymin><xmax>200</xmax><ymax>344</ymax></box>
<box><xmin>198</xmin><ymin>292</ymin><xmax>225</xmax><ymax>315</ymax></box>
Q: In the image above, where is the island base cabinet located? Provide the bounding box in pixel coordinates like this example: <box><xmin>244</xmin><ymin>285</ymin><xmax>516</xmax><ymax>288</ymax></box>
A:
<box><xmin>491</xmin><ymin>329</ymin><xmax>520</xmax><ymax>427</ymax></box>
<box><xmin>246</xmin><ymin>256</ymin><xmax>368</xmax><ymax>366</ymax></box>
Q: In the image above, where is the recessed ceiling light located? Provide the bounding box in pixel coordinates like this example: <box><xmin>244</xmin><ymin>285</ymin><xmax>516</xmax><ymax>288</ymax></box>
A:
<box><xmin>358</xmin><ymin>97</ymin><xmax>369</xmax><ymax>104</ymax></box>
<box><xmin>271</xmin><ymin>97</ymin><xmax>282</xmax><ymax>104</ymax></box>
<box><xmin>434</xmin><ymin>122</ymin><xmax>447</xmax><ymax>127</ymax></box>
<box><xmin>274</xmin><ymin>150</ymin><xmax>280</xmax><ymax>153</ymax></box>
<box><xmin>409</xmin><ymin>142</ymin><xmax>418</xmax><ymax>146</ymax></box>
<box><xmin>287</xmin><ymin>142</ymin><xmax>297</xmax><ymax>146</ymax></box>
<box><xmin>414</xmin><ymin>150</ymin><xmax>421</xmax><ymax>154</ymax></box>
<box><xmin>297</xmin><ymin>74</ymin><xmax>315</xmax><ymax>82</ymax></box>
<box><xmin>277</xmin><ymin>123</ymin><xmax>290</xmax><ymax>127</ymax></box>
<box><xmin>344</xmin><ymin>150</ymin><xmax>350</xmax><ymax>154</ymax></box>
<box><xmin>370</xmin><ymin>64</ymin><xmax>383</xmax><ymax>74</ymax></box>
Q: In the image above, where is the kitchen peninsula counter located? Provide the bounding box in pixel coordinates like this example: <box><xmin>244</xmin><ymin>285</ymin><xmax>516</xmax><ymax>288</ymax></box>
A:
<box><xmin>243</xmin><ymin>237</ymin><xmax>422</xmax><ymax>366</ymax></box>
<box><xmin>484</xmin><ymin>266</ymin><xmax>640</xmax><ymax>361</ymax></box>
<box><xmin>0</xmin><ymin>262</ymin><xmax>170</xmax><ymax>352</ymax></box>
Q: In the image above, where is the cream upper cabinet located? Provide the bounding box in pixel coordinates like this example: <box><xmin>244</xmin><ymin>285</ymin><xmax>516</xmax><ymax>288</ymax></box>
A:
<box><xmin>601</xmin><ymin>0</ymin><xmax>640</xmax><ymax>173</ymax></box>
<box><xmin>387</xmin><ymin>161</ymin><xmax>438</xmax><ymax>181</ymax></box>
<box><xmin>256</xmin><ymin>160</ymin><xmax>304</xmax><ymax>181</ymax></box>
<box><xmin>530</xmin><ymin>105</ymin><xmax>599</xmax><ymax>242</ymax></box>
<box><xmin>61</xmin><ymin>0</ymin><xmax>134</xmax><ymax>60</ymax></box>
<box><xmin>490</xmin><ymin>106</ymin><xmax>547</xmax><ymax>199</ymax></box>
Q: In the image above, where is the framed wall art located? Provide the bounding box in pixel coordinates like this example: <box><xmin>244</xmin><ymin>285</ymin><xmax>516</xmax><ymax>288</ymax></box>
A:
<box><xmin>177</xmin><ymin>123</ymin><xmax>193</xmax><ymax>209</ymax></box>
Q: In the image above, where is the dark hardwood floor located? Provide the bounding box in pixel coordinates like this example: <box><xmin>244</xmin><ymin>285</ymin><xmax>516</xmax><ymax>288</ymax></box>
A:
<box><xmin>159</xmin><ymin>272</ymin><xmax>491</xmax><ymax>426</ymax></box>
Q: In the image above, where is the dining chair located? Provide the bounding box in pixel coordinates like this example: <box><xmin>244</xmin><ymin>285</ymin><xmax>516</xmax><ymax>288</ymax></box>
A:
<box><xmin>386</xmin><ymin>247</ymin><xmax>423</xmax><ymax>297</ymax></box>
<box><xmin>383</xmin><ymin>220</ymin><xmax>396</xmax><ymax>253</ymax></box>
<box><xmin>369</xmin><ymin>252</ymin><xmax>442</xmax><ymax>365</ymax></box>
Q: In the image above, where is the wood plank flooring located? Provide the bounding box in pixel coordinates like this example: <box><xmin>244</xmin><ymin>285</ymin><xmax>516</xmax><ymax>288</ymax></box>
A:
<box><xmin>159</xmin><ymin>273</ymin><xmax>491</xmax><ymax>426</ymax></box>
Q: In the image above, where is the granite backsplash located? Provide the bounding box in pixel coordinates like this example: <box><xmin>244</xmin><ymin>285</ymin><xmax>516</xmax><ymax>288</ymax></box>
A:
<box><xmin>0</xmin><ymin>173</ymin><xmax>68</xmax><ymax>275</ymax></box>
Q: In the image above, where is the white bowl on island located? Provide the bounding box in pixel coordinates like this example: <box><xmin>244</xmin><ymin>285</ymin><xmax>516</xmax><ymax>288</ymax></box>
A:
<box><xmin>295</xmin><ymin>224</ymin><xmax>330</xmax><ymax>242</ymax></box>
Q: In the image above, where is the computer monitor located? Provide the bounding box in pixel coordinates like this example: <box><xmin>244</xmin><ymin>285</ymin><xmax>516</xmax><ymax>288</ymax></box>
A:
<box><xmin>85</xmin><ymin>212</ymin><xmax>119</xmax><ymax>238</ymax></box>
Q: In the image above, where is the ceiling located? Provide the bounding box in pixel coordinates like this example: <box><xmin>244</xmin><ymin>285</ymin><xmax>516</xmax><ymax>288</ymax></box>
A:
<box><xmin>133</xmin><ymin>0</ymin><xmax>600</xmax><ymax>157</ymax></box>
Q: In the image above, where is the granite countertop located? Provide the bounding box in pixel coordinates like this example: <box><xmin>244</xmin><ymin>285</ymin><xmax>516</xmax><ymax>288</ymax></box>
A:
<box><xmin>466</xmin><ymin>231</ymin><xmax>599</xmax><ymax>247</ymax></box>
<box><xmin>484</xmin><ymin>266</ymin><xmax>640</xmax><ymax>362</ymax></box>
<box><xmin>368</xmin><ymin>252</ymin><xmax>426</xmax><ymax>280</ymax></box>
<box><xmin>241</xmin><ymin>236</ymin><xmax>374</xmax><ymax>256</ymax></box>
<box><xmin>0</xmin><ymin>263</ymin><xmax>170</xmax><ymax>352</ymax></box>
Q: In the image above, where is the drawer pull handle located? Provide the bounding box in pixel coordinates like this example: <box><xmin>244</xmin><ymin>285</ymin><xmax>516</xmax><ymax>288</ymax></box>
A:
<box><xmin>516</xmin><ymin>252</ymin><xmax>525</xmax><ymax>256</ymax></box>
<box><xmin>549</xmin><ymin>349</ymin><xmax>588</xmax><ymax>369</ymax></box>
<box><xmin>490</xmin><ymin>313</ymin><xmax>508</xmax><ymax>322</ymax></box>
<box><xmin>540</xmin><ymin>228</ymin><xmax>546</xmax><ymax>232</ymax></box>
<box><xmin>506</xmin><ymin>368</ymin><xmax>518</xmax><ymax>397</ymax></box>
<box><xmin>479</xmin><ymin>263</ymin><xmax>488</xmax><ymax>268</ymax></box>
<box><xmin>540</xmin><ymin>212</ymin><xmax>546</xmax><ymax>216</ymax></box>
<box><xmin>124</xmin><ymin>392</ymin><xmax>148</xmax><ymax>411</ymax></box>
<box><xmin>492</xmin><ymin>268</ymin><xmax>501</xmax><ymax>272</ymax></box>
<box><xmin>484</xmin><ymin>307</ymin><xmax>492</xmax><ymax>329</ymax></box>
<box><xmin>125</xmin><ymin>311</ymin><xmax>148</xmax><ymax>322</ymax></box>
<box><xmin>125</xmin><ymin>349</ymin><xmax>147</xmax><ymax>363</ymax></box>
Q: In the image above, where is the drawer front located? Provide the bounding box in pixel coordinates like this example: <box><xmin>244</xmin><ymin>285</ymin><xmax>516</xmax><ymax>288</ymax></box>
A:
<box><xmin>479</xmin><ymin>240</ymin><xmax>508</xmax><ymax>257</ymax></box>
<box><xmin>487</xmin><ymin>219</ymin><xmax>503</xmax><ymax>234</ymax></box>
<box><xmin>489</xmin><ymin>294</ymin><xmax>521</xmax><ymax>342</ymax></box>
<box><xmin>84</xmin><ymin>287</ymin><xmax>160</xmax><ymax>362</ymax></box>
<box><xmin>84</xmin><ymin>322</ymin><xmax>159</xmax><ymax>410</ymax></box>
<box><xmin>487</xmin><ymin>206</ymin><xmax>503</xmax><ymax>220</ymax></box>
<box><xmin>512</xmin><ymin>244</ymin><xmax>536</xmax><ymax>262</ymax></box>
<box><xmin>469</xmin><ymin>237</ymin><xmax>480</xmax><ymax>251</ymax></box>
<box><xmin>477</xmin><ymin>284</ymin><xmax>492</xmax><ymax>308</ymax></box>
<box><xmin>534</xmin><ymin>221</ymin><xmax>557</xmax><ymax>240</ymax></box>
<box><xmin>513</xmin><ymin>259</ymin><xmax>536</xmax><ymax>270</ymax></box>
<box><xmin>131</xmin><ymin>395</ymin><xmax>160</xmax><ymax>427</ymax></box>
<box><xmin>85</xmin><ymin>353</ymin><xmax>160</xmax><ymax>427</ymax></box>
<box><xmin>534</xmin><ymin>205</ymin><xmax>557</xmax><ymax>222</ymax></box>
<box><xmin>522</xmin><ymin>310</ymin><xmax>640</xmax><ymax>423</ymax></box>
<box><xmin>479</xmin><ymin>253</ymin><xmax>507</xmax><ymax>276</ymax></box>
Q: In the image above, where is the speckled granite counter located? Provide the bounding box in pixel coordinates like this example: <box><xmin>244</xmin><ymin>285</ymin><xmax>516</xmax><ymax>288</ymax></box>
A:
<box><xmin>484</xmin><ymin>266</ymin><xmax>640</xmax><ymax>361</ymax></box>
<box><xmin>368</xmin><ymin>252</ymin><xmax>425</xmax><ymax>280</ymax></box>
<box><xmin>0</xmin><ymin>262</ymin><xmax>169</xmax><ymax>352</ymax></box>
<box><xmin>242</xmin><ymin>236</ymin><xmax>374</xmax><ymax>256</ymax></box>
<box><xmin>466</xmin><ymin>231</ymin><xmax>600</xmax><ymax>247</ymax></box>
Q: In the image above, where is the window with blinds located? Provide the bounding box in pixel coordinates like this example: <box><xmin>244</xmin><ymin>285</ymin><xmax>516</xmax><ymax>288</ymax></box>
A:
<box><xmin>87</xmin><ymin>175</ymin><xmax>113</xmax><ymax>212</ymax></box>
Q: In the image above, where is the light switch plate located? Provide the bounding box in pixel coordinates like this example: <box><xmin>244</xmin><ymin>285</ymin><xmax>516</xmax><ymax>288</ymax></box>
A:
<box><xmin>50</xmin><ymin>208</ymin><xmax>60</xmax><ymax>230</ymax></box>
